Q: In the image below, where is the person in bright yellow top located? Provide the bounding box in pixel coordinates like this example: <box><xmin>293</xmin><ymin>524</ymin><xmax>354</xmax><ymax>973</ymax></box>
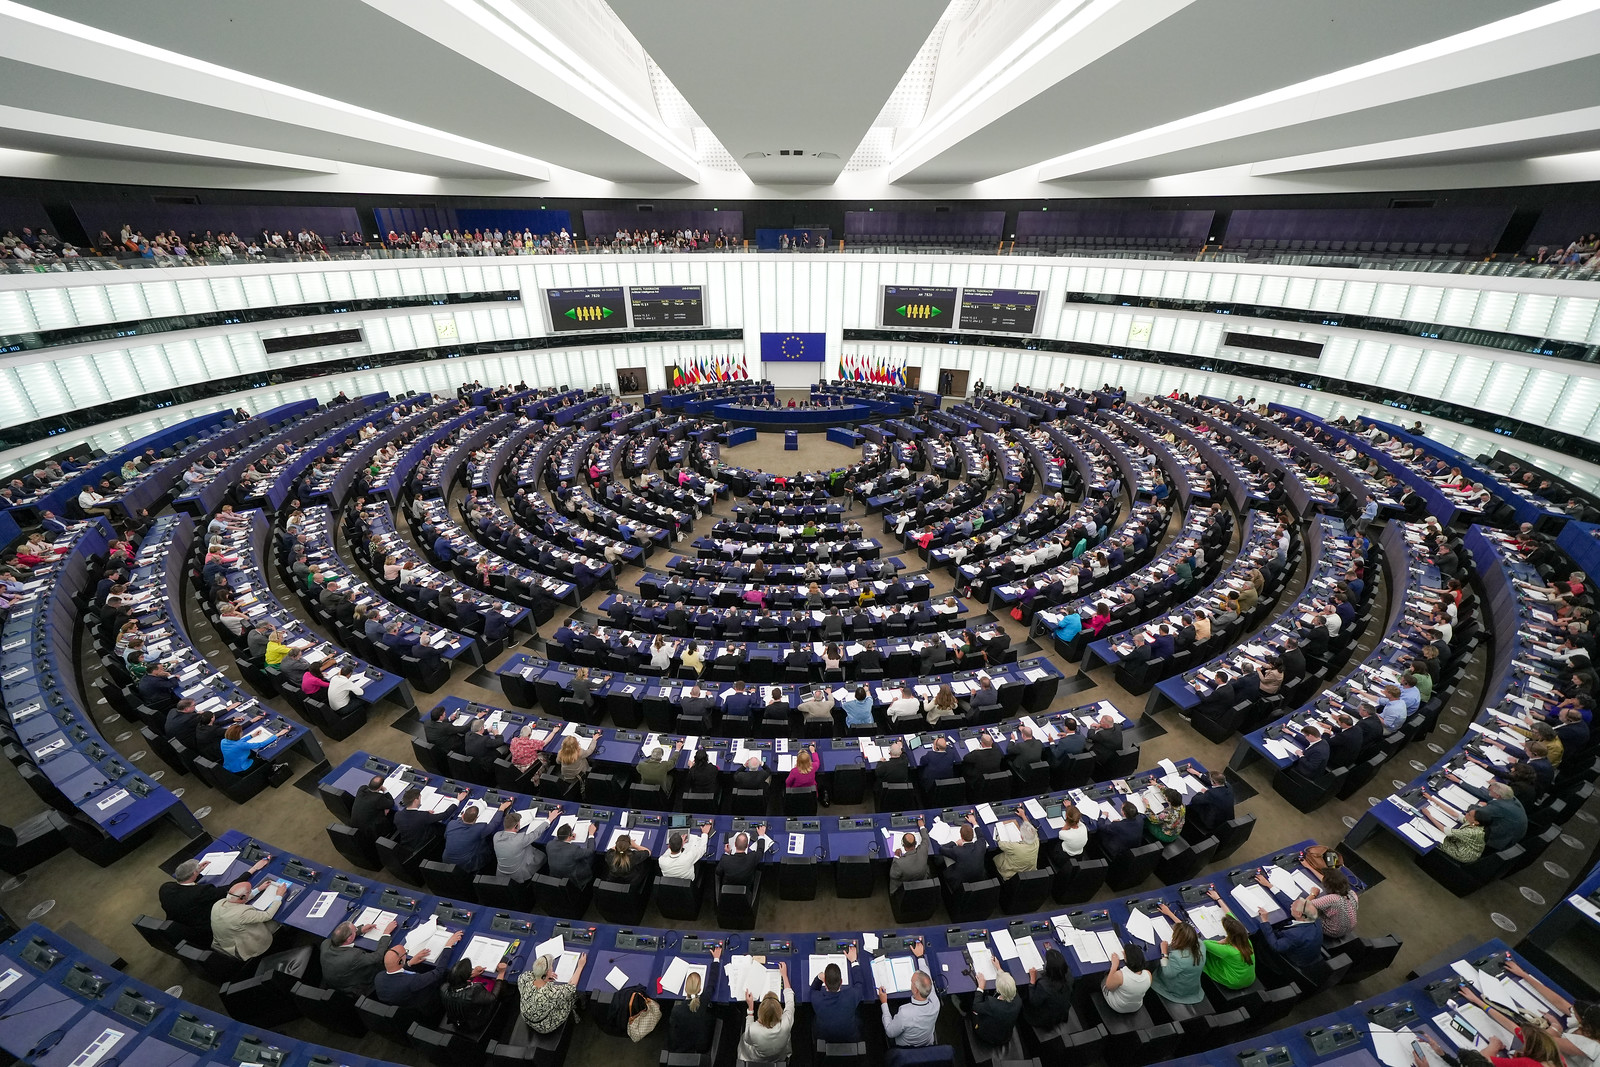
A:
<box><xmin>263</xmin><ymin>630</ymin><xmax>292</xmax><ymax>667</ymax></box>
<box><xmin>1195</xmin><ymin>887</ymin><xmax>1257</xmax><ymax>989</ymax></box>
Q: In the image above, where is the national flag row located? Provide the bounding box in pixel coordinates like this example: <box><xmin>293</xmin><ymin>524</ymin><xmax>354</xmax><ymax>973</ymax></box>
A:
<box><xmin>670</xmin><ymin>354</ymin><xmax>748</xmax><ymax>387</ymax></box>
<box><xmin>837</xmin><ymin>352</ymin><xmax>906</xmax><ymax>386</ymax></box>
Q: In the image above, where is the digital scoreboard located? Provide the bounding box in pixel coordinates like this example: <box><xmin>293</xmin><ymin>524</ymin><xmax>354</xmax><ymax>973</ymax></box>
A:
<box><xmin>881</xmin><ymin>285</ymin><xmax>958</xmax><ymax>329</ymax></box>
<box><xmin>545</xmin><ymin>287</ymin><xmax>625</xmax><ymax>332</ymax></box>
<box><xmin>958</xmin><ymin>288</ymin><xmax>1042</xmax><ymax>334</ymax></box>
<box><xmin>628</xmin><ymin>285</ymin><xmax>705</xmax><ymax>328</ymax></box>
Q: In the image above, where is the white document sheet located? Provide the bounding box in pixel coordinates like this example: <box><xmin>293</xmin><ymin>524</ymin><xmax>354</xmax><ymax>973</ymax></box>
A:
<box><xmin>460</xmin><ymin>936</ymin><xmax>511</xmax><ymax>973</ymax></box>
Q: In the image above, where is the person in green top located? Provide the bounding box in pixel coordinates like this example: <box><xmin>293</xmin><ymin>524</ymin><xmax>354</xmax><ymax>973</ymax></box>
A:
<box><xmin>1148</xmin><ymin>912</ymin><xmax>1206</xmax><ymax>1004</ymax></box>
<box><xmin>1408</xmin><ymin>662</ymin><xmax>1433</xmax><ymax>703</ymax></box>
<box><xmin>1145</xmin><ymin>787</ymin><xmax>1186</xmax><ymax>844</ymax></box>
<box><xmin>1425</xmin><ymin>804</ymin><xmax>1486</xmax><ymax>863</ymax></box>
<box><xmin>1195</xmin><ymin>888</ymin><xmax>1257</xmax><ymax>989</ymax></box>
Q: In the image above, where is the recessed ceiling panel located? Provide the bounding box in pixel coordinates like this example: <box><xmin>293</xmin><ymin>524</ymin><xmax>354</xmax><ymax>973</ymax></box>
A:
<box><xmin>611</xmin><ymin>0</ymin><xmax>943</xmax><ymax>183</ymax></box>
<box><xmin>895</xmin><ymin>0</ymin><xmax>1552</xmax><ymax>184</ymax></box>
<box><xmin>10</xmin><ymin>0</ymin><xmax>687</xmax><ymax>182</ymax></box>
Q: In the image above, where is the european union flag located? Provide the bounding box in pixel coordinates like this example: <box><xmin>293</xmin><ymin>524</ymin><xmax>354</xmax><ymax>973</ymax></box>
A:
<box><xmin>760</xmin><ymin>332</ymin><xmax>825</xmax><ymax>362</ymax></box>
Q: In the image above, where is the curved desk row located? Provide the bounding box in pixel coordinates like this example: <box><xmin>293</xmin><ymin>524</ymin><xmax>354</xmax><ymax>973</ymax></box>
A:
<box><xmin>0</xmin><ymin>520</ymin><xmax>201</xmax><ymax>848</ymax></box>
<box><xmin>190</xmin><ymin>825</ymin><xmax>1354</xmax><ymax>1001</ymax></box>
<box><xmin>493</xmin><ymin>653</ymin><xmax>1065</xmax><ymax>718</ymax></box>
<box><xmin>0</xmin><ymin>924</ymin><xmax>403</xmax><ymax>1067</ymax></box>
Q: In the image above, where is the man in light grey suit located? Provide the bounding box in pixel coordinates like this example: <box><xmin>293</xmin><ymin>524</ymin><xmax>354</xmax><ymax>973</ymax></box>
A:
<box><xmin>493</xmin><ymin>810</ymin><xmax>552</xmax><ymax>883</ymax></box>
<box><xmin>320</xmin><ymin>917</ymin><xmax>398</xmax><ymax>997</ymax></box>
<box><xmin>889</xmin><ymin>818</ymin><xmax>929</xmax><ymax>896</ymax></box>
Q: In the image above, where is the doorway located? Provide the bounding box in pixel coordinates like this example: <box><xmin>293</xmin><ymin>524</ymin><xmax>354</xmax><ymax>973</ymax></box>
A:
<box><xmin>937</xmin><ymin>368</ymin><xmax>968</xmax><ymax>398</ymax></box>
<box><xmin>903</xmin><ymin>366</ymin><xmax>921</xmax><ymax>390</ymax></box>
<box><xmin>616</xmin><ymin>366</ymin><xmax>647</xmax><ymax>395</ymax></box>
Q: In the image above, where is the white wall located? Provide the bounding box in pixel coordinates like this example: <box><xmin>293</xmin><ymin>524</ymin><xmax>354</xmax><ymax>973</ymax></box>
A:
<box><xmin>4</xmin><ymin>252</ymin><xmax>1599</xmax><ymax>485</ymax></box>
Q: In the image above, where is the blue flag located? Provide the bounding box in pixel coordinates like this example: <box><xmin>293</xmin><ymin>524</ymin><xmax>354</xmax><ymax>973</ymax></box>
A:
<box><xmin>760</xmin><ymin>332</ymin><xmax>825</xmax><ymax>362</ymax></box>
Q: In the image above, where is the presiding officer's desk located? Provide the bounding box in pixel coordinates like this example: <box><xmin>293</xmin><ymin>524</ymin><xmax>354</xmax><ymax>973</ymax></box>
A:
<box><xmin>0</xmin><ymin>923</ymin><xmax>403</xmax><ymax>1067</ymax></box>
<box><xmin>711</xmin><ymin>402</ymin><xmax>875</xmax><ymax>429</ymax></box>
<box><xmin>493</xmin><ymin>653</ymin><xmax>1066</xmax><ymax>721</ymax></box>
<box><xmin>0</xmin><ymin>519</ymin><xmax>201</xmax><ymax>844</ymax></box>
<box><xmin>1165</xmin><ymin>939</ymin><xmax>1573</xmax><ymax>1067</ymax></box>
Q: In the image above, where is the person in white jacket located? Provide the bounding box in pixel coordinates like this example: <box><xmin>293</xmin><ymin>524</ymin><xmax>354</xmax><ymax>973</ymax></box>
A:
<box><xmin>738</xmin><ymin>962</ymin><xmax>794</xmax><ymax>1061</ymax></box>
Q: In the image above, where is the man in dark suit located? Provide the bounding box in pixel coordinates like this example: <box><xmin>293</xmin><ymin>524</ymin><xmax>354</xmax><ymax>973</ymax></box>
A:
<box><xmin>1093</xmin><ymin>802</ymin><xmax>1145</xmax><ymax>861</ymax></box>
<box><xmin>874</xmin><ymin>741</ymin><xmax>911</xmax><ymax>785</ymax></box>
<box><xmin>373</xmin><ymin>931</ymin><xmax>463</xmax><ymax>1012</ymax></box>
<box><xmin>1256</xmin><ymin>898</ymin><xmax>1324</xmax><ymax>970</ymax></box>
<box><xmin>1184</xmin><ymin>770</ymin><xmax>1235</xmax><ymax>838</ymax></box>
<box><xmin>717</xmin><ymin>827</ymin><xmax>767</xmax><ymax>887</ymax></box>
<box><xmin>1302</xmin><ymin>617</ymin><xmax>1331</xmax><ymax>660</ymax></box>
<box><xmin>1355</xmin><ymin>704</ymin><xmax>1387</xmax><ymax>753</ymax></box>
<box><xmin>1087</xmin><ymin>715</ymin><xmax>1124</xmax><ymax>767</ymax></box>
<box><xmin>193</xmin><ymin>711</ymin><xmax>228</xmax><ymax>763</ymax></box>
<box><xmin>853</xmin><ymin>642</ymin><xmax>883</xmax><ymax>675</ymax></box>
<box><xmin>422</xmin><ymin>705</ymin><xmax>471</xmax><ymax>755</ymax></box>
<box><xmin>545</xmin><ymin>822</ymin><xmax>597</xmax><ymax>889</ymax></box>
<box><xmin>463</xmin><ymin>720</ymin><xmax>509</xmax><ymax>774</ymax></box>
<box><xmin>1150</xmin><ymin>625</ymin><xmax>1176</xmax><ymax>660</ymax></box>
<box><xmin>1279</xmin><ymin>638</ymin><xmax>1307</xmax><ymax>682</ymax></box>
<box><xmin>320</xmin><ymin>917</ymin><xmax>398</xmax><ymax>996</ymax></box>
<box><xmin>161</xmin><ymin>857</ymin><xmax>256</xmax><ymax>946</ymax></box>
<box><xmin>939</xmin><ymin>816</ymin><xmax>989</xmax><ymax>890</ymax></box>
<box><xmin>721</xmin><ymin>682</ymin><xmax>756</xmax><ymax>720</ymax></box>
<box><xmin>1290</xmin><ymin>724</ymin><xmax>1330</xmax><ymax>778</ymax></box>
<box><xmin>1006</xmin><ymin>725</ymin><xmax>1043</xmax><ymax>775</ymax></box>
<box><xmin>1047</xmin><ymin>717</ymin><xmax>1088</xmax><ymax>769</ymax></box>
<box><xmin>393</xmin><ymin>786</ymin><xmax>466</xmax><ymax>855</ymax></box>
<box><xmin>963</xmin><ymin>732</ymin><xmax>1003</xmax><ymax>784</ymax></box>
<box><xmin>164</xmin><ymin>699</ymin><xmax>201</xmax><ymax>751</ymax></box>
<box><xmin>137</xmin><ymin>665</ymin><xmax>182</xmax><ymax>713</ymax></box>
<box><xmin>679</xmin><ymin>685</ymin><xmax>717</xmax><ymax>721</ymax></box>
<box><xmin>732</xmin><ymin>757</ymin><xmax>771</xmax><ymax>792</ymax></box>
<box><xmin>919</xmin><ymin>736</ymin><xmax>959</xmax><ymax>796</ymax></box>
<box><xmin>1327</xmin><ymin>714</ymin><xmax>1363</xmax><ymax>769</ymax></box>
<box><xmin>349</xmin><ymin>775</ymin><xmax>396</xmax><ymax>842</ymax></box>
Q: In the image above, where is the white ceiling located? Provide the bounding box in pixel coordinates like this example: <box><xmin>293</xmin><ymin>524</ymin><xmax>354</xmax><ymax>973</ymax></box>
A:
<box><xmin>0</xmin><ymin>0</ymin><xmax>1595</xmax><ymax>200</ymax></box>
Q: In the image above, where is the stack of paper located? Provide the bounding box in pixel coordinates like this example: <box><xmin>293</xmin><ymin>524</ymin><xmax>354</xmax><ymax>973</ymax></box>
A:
<box><xmin>553</xmin><ymin>816</ymin><xmax>593</xmax><ymax>843</ymax></box>
<box><xmin>1230</xmin><ymin>883</ymin><xmax>1278</xmax><ymax>916</ymax></box>
<box><xmin>928</xmin><ymin>821</ymin><xmax>962</xmax><ymax>847</ymax></box>
<box><xmin>659</xmin><ymin>957</ymin><xmax>707</xmax><ymax>997</ymax></box>
<box><xmin>727</xmin><ymin>956</ymin><xmax>781</xmax><ymax>999</ymax></box>
<box><xmin>1187</xmin><ymin>904</ymin><xmax>1226</xmax><ymax>940</ymax></box>
<box><xmin>1013</xmin><ymin>936</ymin><xmax>1045</xmax><ymax>972</ymax></box>
<box><xmin>404</xmin><ymin>918</ymin><xmax>454</xmax><ymax>959</ymax></box>
<box><xmin>608</xmin><ymin>829</ymin><xmax>646</xmax><ymax>851</ymax></box>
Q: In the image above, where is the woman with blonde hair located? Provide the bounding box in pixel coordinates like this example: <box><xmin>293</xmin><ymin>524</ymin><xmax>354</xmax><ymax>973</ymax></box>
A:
<box><xmin>556</xmin><ymin>733</ymin><xmax>598</xmax><ymax>794</ymax></box>
<box><xmin>737</xmin><ymin>961</ymin><xmax>794</xmax><ymax>1061</ymax></box>
<box><xmin>667</xmin><ymin>946</ymin><xmax>722</xmax><ymax>1053</ymax></box>
<box><xmin>925</xmin><ymin>684</ymin><xmax>960</xmax><ymax>725</ymax></box>
<box><xmin>679</xmin><ymin>641</ymin><xmax>704</xmax><ymax>676</ymax></box>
